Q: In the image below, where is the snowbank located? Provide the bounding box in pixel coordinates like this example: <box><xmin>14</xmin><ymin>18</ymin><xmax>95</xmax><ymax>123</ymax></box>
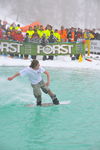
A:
<box><xmin>0</xmin><ymin>55</ymin><xmax>100</xmax><ymax>70</ymax></box>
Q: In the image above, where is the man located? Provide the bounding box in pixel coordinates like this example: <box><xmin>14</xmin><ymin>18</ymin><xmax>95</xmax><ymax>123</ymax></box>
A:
<box><xmin>7</xmin><ymin>59</ymin><xmax>59</xmax><ymax>106</ymax></box>
<box><xmin>47</xmin><ymin>31</ymin><xmax>57</xmax><ymax>60</ymax></box>
<box><xmin>59</xmin><ymin>26</ymin><xmax>67</xmax><ymax>42</ymax></box>
<box><xmin>83</xmin><ymin>29</ymin><xmax>94</xmax><ymax>56</ymax></box>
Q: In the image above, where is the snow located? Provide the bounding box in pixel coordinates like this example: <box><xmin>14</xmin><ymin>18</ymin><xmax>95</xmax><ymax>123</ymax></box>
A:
<box><xmin>0</xmin><ymin>55</ymin><xmax>100</xmax><ymax>70</ymax></box>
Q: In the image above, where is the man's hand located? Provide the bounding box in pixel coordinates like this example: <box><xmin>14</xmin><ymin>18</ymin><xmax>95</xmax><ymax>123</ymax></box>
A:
<box><xmin>45</xmin><ymin>81</ymin><xmax>50</xmax><ymax>86</ymax></box>
<box><xmin>7</xmin><ymin>73</ymin><xmax>20</xmax><ymax>81</ymax></box>
<box><xmin>44</xmin><ymin>71</ymin><xmax>50</xmax><ymax>86</ymax></box>
<box><xmin>7</xmin><ymin>77</ymin><xmax>14</xmax><ymax>81</ymax></box>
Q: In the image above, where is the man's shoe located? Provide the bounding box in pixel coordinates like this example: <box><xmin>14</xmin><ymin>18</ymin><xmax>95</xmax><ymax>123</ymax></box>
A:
<box><xmin>53</xmin><ymin>98</ymin><xmax>59</xmax><ymax>105</ymax></box>
<box><xmin>37</xmin><ymin>101</ymin><xmax>41</xmax><ymax>106</ymax></box>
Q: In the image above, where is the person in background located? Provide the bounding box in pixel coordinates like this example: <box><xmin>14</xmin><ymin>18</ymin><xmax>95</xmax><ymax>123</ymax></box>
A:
<box><xmin>48</xmin><ymin>31</ymin><xmax>57</xmax><ymax>43</ymax></box>
<box><xmin>59</xmin><ymin>26</ymin><xmax>67</xmax><ymax>42</ymax></box>
<box><xmin>44</xmin><ymin>24</ymin><xmax>54</xmax><ymax>39</ymax></box>
<box><xmin>90</xmin><ymin>29</ymin><xmax>96</xmax><ymax>40</ymax></box>
<box><xmin>39</xmin><ymin>33</ymin><xmax>49</xmax><ymax>60</ymax></box>
<box><xmin>31</xmin><ymin>29</ymin><xmax>40</xmax><ymax>43</ymax></box>
<box><xmin>26</xmin><ymin>26</ymin><xmax>34</xmax><ymax>39</ymax></box>
<box><xmin>24</xmin><ymin>33</ymin><xmax>30</xmax><ymax>42</ymax></box>
<box><xmin>30</xmin><ymin>29</ymin><xmax>40</xmax><ymax>59</ymax></box>
<box><xmin>76</xmin><ymin>28</ymin><xmax>83</xmax><ymax>41</ymax></box>
<box><xmin>14</xmin><ymin>29</ymin><xmax>24</xmax><ymax>42</ymax></box>
<box><xmin>0</xmin><ymin>26</ymin><xmax>3</xmax><ymax>39</ymax></box>
<box><xmin>9</xmin><ymin>23</ymin><xmax>16</xmax><ymax>31</ymax></box>
<box><xmin>95</xmin><ymin>30</ymin><xmax>100</xmax><ymax>40</ymax></box>
<box><xmin>7</xmin><ymin>59</ymin><xmax>59</xmax><ymax>106</ymax></box>
<box><xmin>67</xmin><ymin>27</ymin><xmax>76</xmax><ymax>42</ymax></box>
<box><xmin>83</xmin><ymin>29</ymin><xmax>94</xmax><ymax>56</ymax></box>
<box><xmin>38</xmin><ymin>25</ymin><xmax>44</xmax><ymax>38</ymax></box>
<box><xmin>47</xmin><ymin>31</ymin><xmax>57</xmax><ymax>60</ymax></box>
<box><xmin>15</xmin><ymin>24</ymin><xmax>21</xmax><ymax>31</ymax></box>
<box><xmin>0</xmin><ymin>20</ymin><xmax>2</xmax><ymax>27</ymax></box>
<box><xmin>10</xmin><ymin>27</ymin><xmax>17</xmax><ymax>41</ymax></box>
<box><xmin>54</xmin><ymin>29</ymin><xmax>61</xmax><ymax>42</ymax></box>
<box><xmin>2</xmin><ymin>21</ymin><xmax>8</xmax><ymax>32</ymax></box>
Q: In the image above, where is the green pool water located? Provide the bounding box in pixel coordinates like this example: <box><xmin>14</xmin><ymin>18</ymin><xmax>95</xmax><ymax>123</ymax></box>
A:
<box><xmin>0</xmin><ymin>67</ymin><xmax>100</xmax><ymax>150</ymax></box>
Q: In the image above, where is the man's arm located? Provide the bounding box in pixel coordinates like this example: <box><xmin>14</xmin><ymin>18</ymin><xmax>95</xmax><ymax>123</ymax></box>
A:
<box><xmin>7</xmin><ymin>73</ymin><xmax>20</xmax><ymax>81</ymax></box>
<box><xmin>44</xmin><ymin>71</ymin><xmax>50</xmax><ymax>86</ymax></box>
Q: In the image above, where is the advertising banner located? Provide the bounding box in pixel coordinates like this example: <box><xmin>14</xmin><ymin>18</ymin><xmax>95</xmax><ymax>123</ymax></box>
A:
<box><xmin>0</xmin><ymin>40</ymin><xmax>85</xmax><ymax>55</ymax></box>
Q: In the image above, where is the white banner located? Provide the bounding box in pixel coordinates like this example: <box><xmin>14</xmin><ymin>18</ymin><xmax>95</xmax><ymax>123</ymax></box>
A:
<box><xmin>91</xmin><ymin>40</ymin><xmax>100</xmax><ymax>52</ymax></box>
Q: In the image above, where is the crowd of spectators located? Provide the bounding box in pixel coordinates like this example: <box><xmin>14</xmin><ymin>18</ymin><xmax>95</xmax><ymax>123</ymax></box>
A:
<box><xmin>0</xmin><ymin>19</ymin><xmax>100</xmax><ymax>45</ymax></box>
<box><xmin>1</xmin><ymin>19</ymin><xmax>100</xmax><ymax>60</ymax></box>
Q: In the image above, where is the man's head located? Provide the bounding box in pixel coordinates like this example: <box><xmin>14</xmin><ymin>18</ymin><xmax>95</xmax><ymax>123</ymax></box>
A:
<box><xmin>30</xmin><ymin>59</ymin><xmax>40</xmax><ymax>69</ymax></box>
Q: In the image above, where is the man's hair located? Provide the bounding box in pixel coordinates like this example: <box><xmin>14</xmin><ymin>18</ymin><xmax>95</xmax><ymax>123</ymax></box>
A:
<box><xmin>30</xmin><ymin>59</ymin><xmax>39</xmax><ymax>68</ymax></box>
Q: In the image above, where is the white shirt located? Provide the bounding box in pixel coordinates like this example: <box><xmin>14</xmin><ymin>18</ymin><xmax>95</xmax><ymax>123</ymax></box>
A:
<box><xmin>19</xmin><ymin>67</ymin><xmax>45</xmax><ymax>84</ymax></box>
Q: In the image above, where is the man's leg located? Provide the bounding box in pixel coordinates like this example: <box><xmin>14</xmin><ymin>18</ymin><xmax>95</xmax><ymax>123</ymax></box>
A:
<box><xmin>48</xmin><ymin>89</ymin><xmax>59</xmax><ymax>105</ymax></box>
<box><xmin>40</xmin><ymin>80</ymin><xmax>59</xmax><ymax>105</ymax></box>
<box><xmin>31</xmin><ymin>84</ymin><xmax>42</xmax><ymax>106</ymax></box>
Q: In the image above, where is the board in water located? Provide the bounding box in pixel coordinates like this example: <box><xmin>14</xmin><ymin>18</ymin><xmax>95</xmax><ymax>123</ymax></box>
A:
<box><xmin>25</xmin><ymin>101</ymin><xmax>71</xmax><ymax>107</ymax></box>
